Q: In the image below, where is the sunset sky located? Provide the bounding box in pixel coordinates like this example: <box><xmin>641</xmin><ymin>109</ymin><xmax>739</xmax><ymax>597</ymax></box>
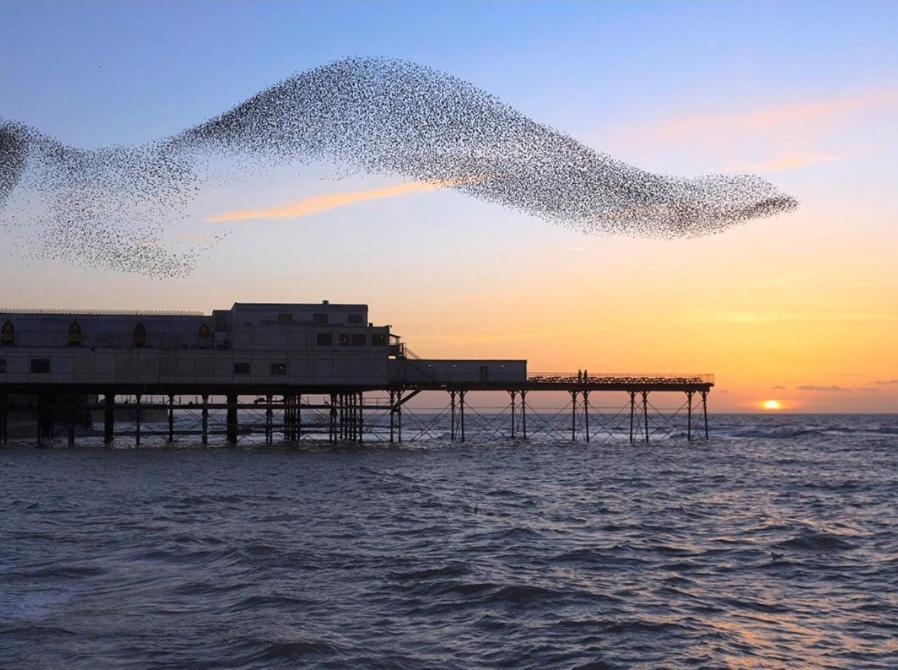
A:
<box><xmin>1</xmin><ymin>1</ymin><xmax>896</xmax><ymax>411</ymax></box>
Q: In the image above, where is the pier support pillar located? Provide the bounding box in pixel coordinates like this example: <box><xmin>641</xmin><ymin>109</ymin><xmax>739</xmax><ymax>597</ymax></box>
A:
<box><xmin>0</xmin><ymin>390</ymin><xmax>7</xmax><ymax>447</ymax></box>
<box><xmin>686</xmin><ymin>391</ymin><xmax>694</xmax><ymax>442</ymax></box>
<box><xmin>570</xmin><ymin>391</ymin><xmax>578</xmax><ymax>442</ymax></box>
<box><xmin>520</xmin><ymin>390</ymin><xmax>527</xmax><ymax>440</ymax></box>
<box><xmin>628</xmin><ymin>391</ymin><xmax>635</xmax><ymax>444</ymax></box>
<box><xmin>701</xmin><ymin>390</ymin><xmax>709</xmax><ymax>440</ymax></box>
<box><xmin>389</xmin><ymin>391</ymin><xmax>395</xmax><ymax>443</ymax></box>
<box><xmin>201</xmin><ymin>394</ymin><xmax>209</xmax><ymax>446</ymax></box>
<box><xmin>642</xmin><ymin>391</ymin><xmax>649</xmax><ymax>444</ymax></box>
<box><xmin>104</xmin><ymin>394</ymin><xmax>115</xmax><ymax>445</ymax></box>
<box><xmin>583</xmin><ymin>391</ymin><xmax>590</xmax><ymax>443</ymax></box>
<box><xmin>37</xmin><ymin>393</ymin><xmax>54</xmax><ymax>447</ymax></box>
<box><xmin>296</xmin><ymin>394</ymin><xmax>302</xmax><ymax>442</ymax></box>
<box><xmin>459</xmin><ymin>390</ymin><xmax>466</xmax><ymax>442</ymax></box>
<box><xmin>449</xmin><ymin>390</ymin><xmax>456</xmax><ymax>441</ymax></box>
<box><xmin>226</xmin><ymin>393</ymin><xmax>238</xmax><ymax>445</ymax></box>
<box><xmin>168</xmin><ymin>394</ymin><xmax>175</xmax><ymax>444</ymax></box>
<box><xmin>67</xmin><ymin>395</ymin><xmax>75</xmax><ymax>448</ymax></box>
<box><xmin>329</xmin><ymin>393</ymin><xmax>337</xmax><ymax>443</ymax></box>
<box><xmin>509</xmin><ymin>391</ymin><xmax>516</xmax><ymax>440</ymax></box>
<box><xmin>265</xmin><ymin>395</ymin><xmax>273</xmax><ymax>445</ymax></box>
<box><xmin>358</xmin><ymin>392</ymin><xmax>363</xmax><ymax>444</ymax></box>
<box><xmin>135</xmin><ymin>394</ymin><xmax>142</xmax><ymax>447</ymax></box>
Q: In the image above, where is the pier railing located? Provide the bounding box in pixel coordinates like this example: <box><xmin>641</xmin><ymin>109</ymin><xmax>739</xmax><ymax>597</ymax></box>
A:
<box><xmin>527</xmin><ymin>373</ymin><xmax>714</xmax><ymax>385</ymax></box>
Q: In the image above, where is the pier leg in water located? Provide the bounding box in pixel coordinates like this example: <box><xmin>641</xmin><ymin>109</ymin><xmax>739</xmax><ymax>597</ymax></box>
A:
<box><xmin>570</xmin><ymin>390</ymin><xmax>577</xmax><ymax>442</ymax></box>
<box><xmin>265</xmin><ymin>394</ymin><xmax>272</xmax><ymax>445</ymax></box>
<box><xmin>702</xmin><ymin>390</ymin><xmax>709</xmax><ymax>440</ymax></box>
<box><xmin>329</xmin><ymin>393</ymin><xmax>337</xmax><ymax>443</ymax></box>
<box><xmin>104</xmin><ymin>393</ymin><xmax>115</xmax><ymax>445</ymax></box>
<box><xmin>135</xmin><ymin>394</ymin><xmax>142</xmax><ymax>447</ymax></box>
<box><xmin>449</xmin><ymin>390</ymin><xmax>456</xmax><ymax>441</ymax></box>
<box><xmin>642</xmin><ymin>391</ymin><xmax>650</xmax><ymax>444</ymax></box>
<box><xmin>629</xmin><ymin>391</ymin><xmax>635</xmax><ymax>444</ymax></box>
<box><xmin>584</xmin><ymin>391</ymin><xmax>590</xmax><ymax>443</ymax></box>
<box><xmin>0</xmin><ymin>390</ymin><xmax>7</xmax><ymax>447</ymax></box>
<box><xmin>687</xmin><ymin>391</ymin><xmax>693</xmax><ymax>441</ymax></box>
<box><xmin>358</xmin><ymin>391</ymin><xmax>363</xmax><ymax>444</ymax></box>
<box><xmin>389</xmin><ymin>391</ymin><xmax>395</xmax><ymax>443</ymax></box>
<box><xmin>509</xmin><ymin>390</ymin><xmax>516</xmax><ymax>439</ymax></box>
<box><xmin>460</xmin><ymin>390</ymin><xmax>466</xmax><ymax>442</ymax></box>
<box><xmin>296</xmin><ymin>393</ymin><xmax>302</xmax><ymax>442</ymax></box>
<box><xmin>168</xmin><ymin>394</ymin><xmax>175</xmax><ymax>444</ymax></box>
<box><xmin>226</xmin><ymin>392</ymin><xmax>238</xmax><ymax>445</ymax></box>
<box><xmin>521</xmin><ymin>390</ymin><xmax>527</xmax><ymax>440</ymax></box>
<box><xmin>201</xmin><ymin>394</ymin><xmax>209</xmax><ymax>446</ymax></box>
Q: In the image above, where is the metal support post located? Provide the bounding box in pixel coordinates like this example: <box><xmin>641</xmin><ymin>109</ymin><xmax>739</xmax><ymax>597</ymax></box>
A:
<box><xmin>67</xmin><ymin>396</ymin><xmax>75</xmax><ymax>448</ymax></box>
<box><xmin>570</xmin><ymin>390</ymin><xmax>577</xmax><ymax>442</ymax></box>
<box><xmin>0</xmin><ymin>391</ymin><xmax>7</xmax><ymax>446</ymax></box>
<box><xmin>686</xmin><ymin>391</ymin><xmax>693</xmax><ymax>441</ymax></box>
<box><xmin>265</xmin><ymin>394</ymin><xmax>272</xmax><ymax>444</ymax></box>
<box><xmin>201</xmin><ymin>394</ymin><xmax>209</xmax><ymax>446</ymax></box>
<box><xmin>168</xmin><ymin>394</ymin><xmax>175</xmax><ymax>444</ymax></box>
<box><xmin>226</xmin><ymin>392</ymin><xmax>238</xmax><ymax>445</ymax></box>
<box><xmin>702</xmin><ymin>391</ymin><xmax>709</xmax><ymax>440</ymax></box>
<box><xmin>389</xmin><ymin>391</ymin><xmax>395</xmax><ymax>444</ymax></box>
<box><xmin>104</xmin><ymin>393</ymin><xmax>115</xmax><ymax>445</ymax></box>
<box><xmin>449</xmin><ymin>390</ymin><xmax>456</xmax><ymax>441</ymax></box>
<box><xmin>583</xmin><ymin>391</ymin><xmax>590</xmax><ymax>443</ymax></box>
<box><xmin>642</xmin><ymin>391</ymin><xmax>649</xmax><ymax>444</ymax></box>
<box><xmin>509</xmin><ymin>391</ymin><xmax>516</xmax><ymax>439</ymax></box>
<box><xmin>329</xmin><ymin>393</ymin><xmax>337</xmax><ymax>443</ymax></box>
<box><xmin>521</xmin><ymin>390</ymin><xmax>527</xmax><ymax>440</ymax></box>
<box><xmin>135</xmin><ymin>394</ymin><xmax>142</xmax><ymax>447</ymax></box>
<box><xmin>629</xmin><ymin>392</ymin><xmax>635</xmax><ymax>444</ymax></box>
<box><xmin>358</xmin><ymin>392</ymin><xmax>363</xmax><ymax>443</ymax></box>
<box><xmin>296</xmin><ymin>393</ymin><xmax>302</xmax><ymax>442</ymax></box>
<box><xmin>459</xmin><ymin>390</ymin><xmax>466</xmax><ymax>442</ymax></box>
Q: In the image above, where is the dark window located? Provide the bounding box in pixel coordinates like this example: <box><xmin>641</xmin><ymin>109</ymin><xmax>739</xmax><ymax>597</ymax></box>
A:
<box><xmin>30</xmin><ymin>359</ymin><xmax>50</xmax><ymax>374</ymax></box>
<box><xmin>234</xmin><ymin>362</ymin><xmax>250</xmax><ymax>375</ymax></box>
<box><xmin>348</xmin><ymin>313</ymin><xmax>363</xmax><ymax>325</ymax></box>
<box><xmin>351</xmin><ymin>334</ymin><xmax>366</xmax><ymax>346</ymax></box>
<box><xmin>133</xmin><ymin>322</ymin><xmax>147</xmax><ymax>348</ymax></box>
<box><xmin>313</xmin><ymin>313</ymin><xmax>328</xmax><ymax>325</ymax></box>
<box><xmin>68</xmin><ymin>321</ymin><xmax>82</xmax><ymax>346</ymax></box>
<box><xmin>0</xmin><ymin>359</ymin><xmax>5</xmax><ymax>373</ymax></box>
<box><xmin>338</xmin><ymin>333</ymin><xmax>350</xmax><ymax>346</ymax></box>
<box><xmin>316</xmin><ymin>332</ymin><xmax>332</xmax><ymax>346</ymax></box>
<box><xmin>270</xmin><ymin>362</ymin><xmax>287</xmax><ymax>376</ymax></box>
<box><xmin>277</xmin><ymin>313</ymin><xmax>293</xmax><ymax>323</ymax></box>
<box><xmin>1</xmin><ymin>320</ymin><xmax>14</xmax><ymax>346</ymax></box>
<box><xmin>199</xmin><ymin>323</ymin><xmax>211</xmax><ymax>339</ymax></box>
<box><xmin>371</xmin><ymin>334</ymin><xmax>387</xmax><ymax>346</ymax></box>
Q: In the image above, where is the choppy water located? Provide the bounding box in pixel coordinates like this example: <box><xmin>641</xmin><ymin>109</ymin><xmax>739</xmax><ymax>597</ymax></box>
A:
<box><xmin>2</xmin><ymin>414</ymin><xmax>897</xmax><ymax>669</ymax></box>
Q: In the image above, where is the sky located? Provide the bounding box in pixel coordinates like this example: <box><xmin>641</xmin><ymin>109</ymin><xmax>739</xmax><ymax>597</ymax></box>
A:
<box><xmin>0</xmin><ymin>0</ymin><xmax>896</xmax><ymax>412</ymax></box>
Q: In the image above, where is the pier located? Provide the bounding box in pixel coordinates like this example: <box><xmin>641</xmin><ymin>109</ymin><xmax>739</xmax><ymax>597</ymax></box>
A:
<box><xmin>0</xmin><ymin>302</ymin><xmax>713</xmax><ymax>447</ymax></box>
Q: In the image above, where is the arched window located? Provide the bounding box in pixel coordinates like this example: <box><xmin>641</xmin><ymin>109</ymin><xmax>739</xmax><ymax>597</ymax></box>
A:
<box><xmin>1</xmin><ymin>320</ymin><xmax>14</xmax><ymax>346</ymax></box>
<box><xmin>133</xmin><ymin>321</ymin><xmax>147</xmax><ymax>348</ymax></box>
<box><xmin>198</xmin><ymin>323</ymin><xmax>210</xmax><ymax>340</ymax></box>
<box><xmin>68</xmin><ymin>321</ymin><xmax>82</xmax><ymax>346</ymax></box>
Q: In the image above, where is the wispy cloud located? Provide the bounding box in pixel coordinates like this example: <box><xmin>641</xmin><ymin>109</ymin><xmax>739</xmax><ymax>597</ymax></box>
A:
<box><xmin>797</xmin><ymin>385</ymin><xmax>851</xmax><ymax>392</ymax></box>
<box><xmin>737</xmin><ymin>150</ymin><xmax>845</xmax><ymax>173</ymax></box>
<box><xmin>208</xmin><ymin>181</ymin><xmax>455</xmax><ymax>223</ymax></box>
<box><xmin>875</xmin><ymin>379</ymin><xmax>898</xmax><ymax>385</ymax></box>
<box><xmin>646</xmin><ymin>89</ymin><xmax>898</xmax><ymax>142</ymax></box>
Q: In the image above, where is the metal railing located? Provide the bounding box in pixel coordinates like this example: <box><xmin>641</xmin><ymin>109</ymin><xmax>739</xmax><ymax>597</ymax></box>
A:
<box><xmin>527</xmin><ymin>372</ymin><xmax>715</xmax><ymax>385</ymax></box>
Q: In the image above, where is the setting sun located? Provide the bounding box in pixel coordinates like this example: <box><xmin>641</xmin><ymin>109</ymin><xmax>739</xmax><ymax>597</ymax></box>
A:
<box><xmin>762</xmin><ymin>400</ymin><xmax>782</xmax><ymax>410</ymax></box>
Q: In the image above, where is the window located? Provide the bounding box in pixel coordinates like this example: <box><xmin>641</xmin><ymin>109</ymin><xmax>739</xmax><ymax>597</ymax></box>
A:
<box><xmin>0</xmin><ymin>359</ymin><xmax>5</xmax><ymax>373</ymax></box>
<box><xmin>30</xmin><ymin>359</ymin><xmax>50</xmax><ymax>374</ymax></box>
<box><xmin>316</xmin><ymin>332</ymin><xmax>332</xmax><ymax>346</ymax></box>
<box><xmin>371</xmin><ymin>334</ymin><xmax>387</xmax><ymax>346</ymax></box>
<box><xmin>277</xmin><ymin>313</ymin><xmax>293</xmax><ymax>323</ymax></box>
<box><xmin>270</xmin><ymin>362</ymin><xmax>287</xmax><ymax>376</ymax></box>
<box><xmin>133</xmin><ymin>322</ymin><xmax>147</xmax><ymax>348</ymax></box>
<box><xmin>1</xmin><ymin>320</ymin><xmax>14</xmax><ymax>346</ymax></box>
<box><xmin>351</xmin><ymin>333</ymin><xmax>366</xmax><ymax>346</ymax></box>
<box><xmin>68</xmin><ymin>321</ymin><xmax>82</xmax><ymax>346</ymax></box>
<box><xmin>199</xmin><ymin>323</ymin><xmax>211</xmax><ymax>339</ymax></box>
<box><xmin>234</xmin><ymin>362</ymin><xmax>250</xmax><ymax>375</ymax></box>
<box><xmin>338</xmin><ymin>333</ymin><xmax>350</xmax><ymax>346</ymax></box>
<box><xmin>348</xmin><ymin>313</ymin><xmax>363</xmax><ymax>325</ymax></box>
<box><xmin>313</xmin><ymin>313</ymin><xmax>328</xmax><ymax>325</ymax></box>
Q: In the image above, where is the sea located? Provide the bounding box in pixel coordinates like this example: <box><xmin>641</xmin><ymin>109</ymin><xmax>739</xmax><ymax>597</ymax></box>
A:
<box><xmin>1</xmin><ymin>413</ymin><xmax>896</xmax><ymax>669</ymax></box>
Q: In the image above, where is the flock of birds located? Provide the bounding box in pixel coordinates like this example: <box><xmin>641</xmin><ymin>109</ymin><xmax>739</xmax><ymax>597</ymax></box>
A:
<box><xmin>0</xmin><ymin>57</ymin><xmax>797</xmax><ymax>278</ymax></box>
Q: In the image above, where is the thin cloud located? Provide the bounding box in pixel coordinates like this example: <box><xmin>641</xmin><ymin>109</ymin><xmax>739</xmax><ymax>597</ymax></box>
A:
<box><xmin>208</xmin><ymin>181</ymin><xmax>455</xmax><ymax>223</ymax></box>
<box><xmin>646</xmin><ymin>88</ymin><xmax>898</xmax><ymax>142</ymax></box>
<box><xmin>875</xmin><ymin>379</ymin><xmax>898</xmax><ymax>385</ymax></box>
<box><xmin>739</xmin><ymin>150</ymin><xmax>844</xmax><ymax>173</ymax></box>
<box><xmin>771</xmin><ymin>385</ymin><xmax>787</xmax><ymax>390</ymax></box>
<box><xmin>797</xmin><ymin>385</ymin><xmax>851</xmax><ymax>392</ymax></box>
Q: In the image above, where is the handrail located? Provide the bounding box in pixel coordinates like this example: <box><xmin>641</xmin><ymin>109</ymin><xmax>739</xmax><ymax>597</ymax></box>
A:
<box><xmin>528</xmin><ymin>372</ymin><xmax>715</xmax><ymax>384</ymax></box>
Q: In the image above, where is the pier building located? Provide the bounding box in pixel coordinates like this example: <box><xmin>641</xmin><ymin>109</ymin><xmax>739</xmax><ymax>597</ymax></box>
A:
<box><xmin>0</xmin><ymin>301</ymin><xmax>712</xmax><ymax>446</ymax></box>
